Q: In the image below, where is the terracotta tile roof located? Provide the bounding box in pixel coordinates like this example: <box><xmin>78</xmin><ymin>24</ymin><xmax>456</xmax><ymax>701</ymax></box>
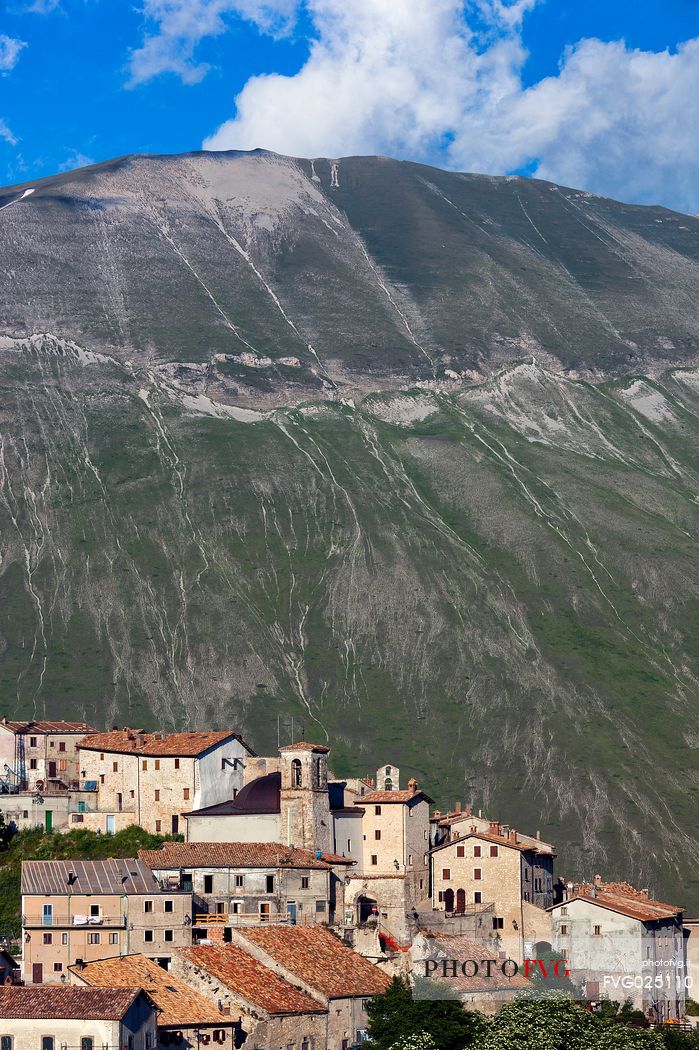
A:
<box><xmin>70</xmin><ymin>954</ymin><xmax>228</xmax><ymax>1027</ymax></box>
<box><xmin>0</xmin><ymin>719</ymin><xmax>96</xmax><ymax>734</ymax></box>
<box><xmin>78</xmin><ymin>729</ymin><xmax>254</xmax><ymax>757</ymax></box>
<box><xmin>559</xmin><ymin>882</ymin><xmax>682</xmax><ymax>922</ymax></box>
<box><xmin>356</xmin><ymin>789</ymin><xmax>434</xmax><ymax>804</ymax></box>
<box><xmin>429</xmin><ymin>830</ymin><xmax>536</xmax><ymax>855</ymax></box>
<box><xmin>347</xmin><ymin>873</ymin><xmax>406</xmax><ymax>880</ymax></box>
<box><xmin>238</xmin><ymin>925</ymin><xmax>391</xmax><ymax>999</ymax></box>
<box><xmin>21</xmin><ymin>857</ymin><xmax>161</xmax><ymax>895</ymax></box>
<box><xmin>139</xmin><ymin>842</ymin><xmax>333</xmax><ymax>870</ymax></box>
<box><xmin>0</xmin><ymin>986</ymin><xmax>144</xmax><ymax>1020</ymax></box>
<box><xmin>278</xmin><ymin>741</ymin><xmax>330</xmax><ymax>753</ymax></box>
<box><xmin>178</xmin><ymin>946</ymin><xmax>326</xmax><ymax>1015</ymax></box>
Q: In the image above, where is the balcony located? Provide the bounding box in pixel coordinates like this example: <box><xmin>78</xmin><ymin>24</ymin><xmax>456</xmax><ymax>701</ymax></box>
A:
<box><xmin>23</xmin><ymin>914</ymin><xmax>127</xmax><ymax>928</ymax></box>
<box><xmin>194</xmin><ymin>910</ymin><xmax>308</xmax><ymax>927</ymax></box>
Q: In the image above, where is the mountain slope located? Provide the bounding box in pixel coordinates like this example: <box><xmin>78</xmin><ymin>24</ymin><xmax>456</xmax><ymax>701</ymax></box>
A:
<box><xmin>2</xmin><ymin>151</ymin><xmax>699</xmax><ymax>404</ymax></box>
<box><xmin>0</xmin><ymin>152</ymin><xmax>698</xmax><ymax>909</ymax></box>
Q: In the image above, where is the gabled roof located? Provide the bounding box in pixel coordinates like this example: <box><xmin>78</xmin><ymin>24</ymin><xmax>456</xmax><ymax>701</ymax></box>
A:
<box><xmin>237</xmin><ymin>925</ymin><xmax>391</xmax><ymax>999</ymax></box>
<box><xmin>551</xmin><ymin>883</ymin><xmax>682</xmax><ymax>923</ymax></box>
<box><xmin>429</xmin><ymin>830</ymin><xmax>539</xmax><ymax>855</ymax></box>
<box><xmin>0</xmin><ymin>986</ymin><xmax>146</xmax><ymax>1020</ymax></box>
<box><xmin>21</xmin><ymin>858</ymin><xmax>162</xmax><ymax>896</ymax></box>
<box><xmin>278</xmin><ymin>741</ymin><xmax>330</xmax><ymax>753</ymax></box>
<box><xmin>77</xmin><ymin>729</ymin><xmax>255</xmax><ymax>757</ymax></box>
<box><xmin>356</xmin><ymin>789</ymin><xmax>434</xmax><ymax>805</ymax></box>
<box><xmin>140</xmin><ymin>841</ymin><xmax>334</xmax><ymax>871</ymax></box>
<box><xmin>418</xmin><ymin>933</ymin><xmax>531</xmax><ymax>992</ymax></box>
<box><xmin>178</xmin><ymin>946</ymin><xmax>326</xmax><ymax>1016</ymax></box>
<box><xmin>0</xmin><ymin>718</ymin><xmax>96</xmax><ymax>735</ymax></box>
<box><xmin>70</xmin><ymin>954</ymin><xmax>229</xmax><ymax>1028</ymax></box>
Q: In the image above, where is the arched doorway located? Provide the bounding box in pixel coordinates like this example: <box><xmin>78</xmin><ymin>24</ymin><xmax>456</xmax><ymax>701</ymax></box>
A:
<box><xmin>357</xmin><ymin>895</ymin><xmax>379</xmax><ymax>924</ymax></box>
<box><xmin>455</xmin><ymin>888</ymin><xmax>466</xmax><ymax>914</ymax></box>
<box><xmin>444</xmin><ymin>888</ymin><xmax>454</xmax><ymax>912</ymax></box>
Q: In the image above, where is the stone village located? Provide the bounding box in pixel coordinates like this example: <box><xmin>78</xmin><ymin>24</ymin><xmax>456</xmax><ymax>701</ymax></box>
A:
<box><xmin>0</xmin><ymin>717</ymin><xmax>696</xmax><ymax>1049</ymax></box>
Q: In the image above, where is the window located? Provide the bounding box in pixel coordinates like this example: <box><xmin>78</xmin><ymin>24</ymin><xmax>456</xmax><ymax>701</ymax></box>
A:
<box><xmin>1</xmin><ymin>1037</ymin><xmax>13</xmax><ymax>1050</ymax></box>
<box><xmin>130</xmin><ymin>790</ymin><xmax>135</xmax><ymax>799</ymax></box>
<box><xmin>22</xmin><ymin>811</ymin><xmax>28</xmax><ymax>819</ymax></box>
<box><xmin>30</xmin><ymin>759</ymin><xmax>37</xmax><ymax>770</ymax></box>
<box><xmin>374</xmin><ymin>830</ymin><xmax>381</xmax><ymax>841</ymax></box>
<box><xmin>43</xmin><ymin>933</ymin><xmax>52</xmax><ymax>945</ymax></box>
<box><xmin>561</xmin><ymin>906</ymin><xmax>568</xmax><ymax>916</ymax></box>
<box><xmin>59</xmin><ymin>742</ymin><xmax>66</xmax><ymax>753</ymax></box>
<box><xmin>81</xmin><ymin>1039</ymin><xmax>94</xmax><ymax>1050</ymax></box>
<box><xmin>183</xmin><ymin>788</ymin><xmax>190</xmax><ymax>800</ymax></box>
<box><xmin>259</xmin><ymin>902</ymin><xmax>271</xmax><ymax>921</ymax></box>
<box><xmin>560</xmin><ymin>924</ymin><xmax>568</xmax><ymax>936</ymax></box>
<box><xmin>144</xmin><ymin>900</ymin><xmax>153</xmax><ymax>913</ymax></box>
<box><xmin>164</xmin><ymin>900</ymin><xmax>174</xmax><ymax>913</ymax></box>
<box><xmin>155</xmin><ymin>820</ymin><xmax>162</xmax><ymax>832</ymax></box>
<box><xmin>593</xmin><ymin>925</ymin><xmax>602</xmax><ymax>936</ymax></box>
<box><xmin>142</xmin><ymin>760</ymin><xmax>148</xmax><ymax>771</ymax></box>
<box><xmin>315</xmin><ymin>900</ymin><xmax>326</xmax><ymax>913</ymax></box>
<box><xmin>442</xmin><ymin>868</ymin><xmax>451</xmax><ymax>880</ymax></box>
<box><xmin>154</xmin><ymin>789</ymin><xmax>160</xmax><ymax>801</ymax></box>
<box><xmin>100</xmin><ymin>753</ymin><xmax>104</xmax><ymax>760</ymax></box>
<box><xmin>473</xmin><ymin>845</ymin><xmax>482</xmax><ymax>858</ymax></box>
<box><xmin>61</xmin><ymin>933</ymin><xmax>68</xmax><ymax>945</ymax></box>
<box><xmin>42</xmin><ymin>1039</ymin><xmax>54</xmax><ymax>1050</ymax></box>
<box><xmin>375</xmin><ymin>805</ymin><xmax>382</xmax><ymax>816</ymax></box>
<box><xmin>144</xmin><ymin>930</ymin><xmax>154</xmax><ymax>942</ymax></box>
<box><xmin>109</xmin><ymin>932</ymin><xmax>119</xmax><ymax>944</ymax></box>
<box><xmin>88</xmin><ymin>932</ymin><xmax>100</xmax><ymax>944</ymax></box>
<box><xmin>291</xmin><ymin>759</ymin><xmax>302</xmax><ymax>787</ymax></box>
<box><xmin>265</xmin><ymin>875</ymin><xmax>274</xmax><ymax>893</ymax></box>
<box><xmin>58</xmin><ymin>758</ymin><xmax>67</xmax><ymax>772</ymax></box>
<box><xmin>29</xmin><ymin>737</ymin><xmax>37</xmax><ymax>747</ymax></box>
<box><xmin>43</xmin><ymin>904</ymin><xmax>53</xmax><ymax>925</ymax></box>
<box><xmin>112</xmin><ymin>762</ymin><xmax>118</xmax><ymax>772</ymax></box>
<box><xmin>489</xmin><ymin>845</ymin><xmax>499</xmax><ymax>858</ymax></box>
<box><xmin>99</xmin><ymin>774</ymin><xmax>104</xmax><ymax>784</ymax></box>
<box><xmin>408</xmin><ymin>854</ymin><xmax>413</xmax><ymax>866</ymax></box>
<box><xmin>474</xmin><ymin>891</ymin><xmax>482</xmax><ymax>904</ymax></box>
<box><xmin>492</xmin><ymin>917</ymin><xmax>504</xmax><ymax>930</ymax></box>
<box><xmin>146</xmin><ymin>1035</ymin><xmax>152</xmax><ymax>1050</ymax></box>
<box><xmin>90</xmin><ymin>904</ymin><xmax>100</xmax><ymax>918</ymax></box>
<box><xmin>456</xmin><ymin>845</ymin><xmax>465</xmax><ymax>858</ymax></box>
<box><xmin>419</xmin><ymin>879</ymin><xmax>424</xmax><ymax>891</ymax></box>
<box><xmin>235</xmin><ymin>874</ymin><xmax>244</xmax><ymax>888</ymax></box>
<box><xmin>473</xmin><ymin>868</ymin><xmax>482</xmax><ymax>881</ymax></box>
<box><xmin>204</xmin><ymin>875</ymin><xmax>214</xmax><ymax>893</ymax></box>
<box><xmin>164</xmin><ymin>929</ymin><xmax>174</xmax><ymax>942</ymax></box>
<box><xmin>301</xmin><ymin>876</ymin><xmax>310</xmax><ymax>889</ymax></box>
<box><xmin>53</xmin><ymin>962</ymin><xmax>63</xmax><ymax>972</ymax></box>
<box><xmin>174</xmin><ymin>759</ymin><xmax>180</xmax><ymax>769</ymax></box>
<box><xmin>371</xmin><ymin>855</ymin><xmax>378</xmax><ymax>866</ymax></box>
<box><xmin>155</xmin><ymin>760</ymin><xmax>160</xmax><ymax>770</ymax></box>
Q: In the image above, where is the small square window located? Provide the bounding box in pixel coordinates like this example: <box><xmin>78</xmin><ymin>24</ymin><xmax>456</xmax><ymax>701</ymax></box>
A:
<box><xmin>154</xmin><ymin>760</ymin><xmax>160</xmax><ymax>770</ymax></box>
<box><xmin>154</xmin><ymin>789</ymin><xmax>160</xmax><ymax>801</ymax></box>
<box><xmin>88</xmin><ymin>932</ymin><xmax>100</xmax><ymax>944</ymax></box>
<box><xmin>473</xmin><ymin>845</ymin><xmax>482</xmax><ymax>858</ymax></box>
<box><xmin>174</xmin><ymin>758</ymin><xmax>180</xmax><ymax>770</ymax></box>
<box><xmin>371</xmin><ymin>855</ymin><xmax>378</xmax><ymax>866</ymax></box>
<box><xmin>183</xmin><ymin>788</ymin><xmax>190</xmax><ymax>800</ymax></box>
<box><xmin>29</xmin><ymin>737</ymin><xmax>37</xmax><ymax>747</ymax></box>
<box><xmin>315</xmin><ymin>900</ymin><xmax>325</xmax><ymax>913</ymax></box>
<box><xmin>144</xmin><ymin>900</ymin><xmax>153</xmax><ymax>913</ymax></box>
<box><xmin>43</xmin><ymin>933</ymin><xmax>52</xmax><ymax>945</ymax></box>
<box><xmin>456</xmin><ymin>845</ymin><xmax>465</xmax><ymax>858</ymax></box>
<box><xmin>164</xmin><ymin>900</ymin><xmax>174</xmax><ymax>913</ymax></box>
<box><xmin>112</xmin><ymin>762</ymin><xmax>118</xmax><ymax>772</ymax></box>
<box><xmin>408</xmin><ymin>854</ymin><xmax>413</xmax><ymax>865</ymax></box>
<box><xmin>374</xmin><ymin>830</ymin><xmax>381</xmax><ymax>841</ymax></box>
<box><xmin>473</xmin><ymin>868</ymin><xmax>482</xmax><ymax>880</ymax></box>
<box><xmin>164</xmin><ymin>929</ymin><xmax>174</xmax><ymax>942</ymax></box>
<box><xmin>61</xmin><ymin>933</ymin><xmax>68</xmax><ymax>945</ymax></box>
<box><xmin>560</xmin><ymin>924</ymin><xmax>568</xmax><ymax>936</ymax></box>
<box><xmin>561</xmin><ymin>906</ymin><xmax>568</xmax><ymax>916</ymax></box>
<box><xmin>59</xmin><ymin>742</ymin><xmax>66</xmax><ymax>752</ymax></box>
<box><xmin>109</xmin><ymin>932</ymin><xmax>119</xmax><ymax>944</ymax></box>
<box><xmin>143</xmin><ymin>760</ymin><xmax>148</xmax><ymax>771</ymax></box>
<box><xmin>474</xmin><ymin>891</ymin><xmax>482</xmax><ymax>904</ymax></box>
<box><xmin>489</xmin><ymin>845</ymin><xmax>499</xmax><ymax>858</ymax></box>
<box><xmin>29</xmin><ymin>759</ymin><xmax>37</xmax><ymax>770</ymax></box>
<box><xmin>375</xmin><ymin>805</ymin><xmax>381</xmax><ymax>816</ymax></box>
<box><xmin>593</xmin><ymin>925</ymin><xmax>601</xmax><ymax>936</ymax></box>
<box><xmin>442</xmin><ymin>868</ymin><xmax>451</xmax><ymax>880</ymax></box>
<box><xmin>235</xmin><ymin>874</ymin><xmax>244</xmax><ymax>887</ymax></box>
<box><xmin>492</xmin><ymin>917</ymin><xmax>504</xmax><ymax>930</ymax></box>
<box><xmin>155</xmin><ymin>820</ymin><xmax>161</xmax><ymax>832</ymax></box>
<box><xmin>144</xmin><ymin>930</ymin><xmax>154</xmax><ymax>943</ymax></box>
<box><xmin>53</xmin><ymin>963</ymin><xmax>63</xmax><ymax>973</ymax></box>
<box><xmin>301</xmin><ymin>877</ymin><xmax>310</xmax><ymax>889</ymax></box>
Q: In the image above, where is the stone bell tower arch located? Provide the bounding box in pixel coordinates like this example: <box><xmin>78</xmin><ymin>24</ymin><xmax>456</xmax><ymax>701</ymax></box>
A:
<box><xmin>278</xmin><ymin>741</ymin><xmax>333</xmax><ymax>854</ymax></box>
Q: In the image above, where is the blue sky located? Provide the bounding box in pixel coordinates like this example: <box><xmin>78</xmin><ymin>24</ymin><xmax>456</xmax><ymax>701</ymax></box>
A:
<box><xmin>2</xmin><ymin>0</ymin><xmax>699</xmax><ymax>211</ymax></box>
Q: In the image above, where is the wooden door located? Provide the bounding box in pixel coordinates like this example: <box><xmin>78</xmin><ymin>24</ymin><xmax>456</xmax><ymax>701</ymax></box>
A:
<box><xmin>32</xmin><ymin>962</ymin><xmax>43</xmax><ymax>984</ymax></box>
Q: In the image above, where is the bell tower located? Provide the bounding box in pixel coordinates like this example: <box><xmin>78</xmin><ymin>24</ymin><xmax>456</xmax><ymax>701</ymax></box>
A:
<box><xmin>279</xmin><ymin>742</ymin><xmax>333</xmax><ymax>853</ymax></box>
<box><xmin>377</xmin><ymin>763</ymin><xmax>400</xmax><ymax>791</ymax></box>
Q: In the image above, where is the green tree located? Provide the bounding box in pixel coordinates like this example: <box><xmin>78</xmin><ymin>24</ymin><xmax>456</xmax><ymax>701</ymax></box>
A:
<box><xmin>365</xmin><ymin>976</ymin><xmax>484</xmax><ymax>1050</ymax></box>
<box><xmin>481</xmin><ymin>997</ymin><xmax>664</xmax><ymax>1050</ymax></box>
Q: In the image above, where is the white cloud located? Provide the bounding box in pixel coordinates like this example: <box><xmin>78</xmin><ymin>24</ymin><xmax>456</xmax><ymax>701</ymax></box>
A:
<box><xmin>0</xmin><ymin>34</ymin><xmax>27</xmax><ymax>74</ymax></box>
<box><xmin>0</xmin><ymin>119</ymin><xmax>18</xmax><ymax>146</ymax></box>
<box><xmin>128</xmin><ymin>0</ymin><xmax>298</xmax><ymax>85</ymax></box>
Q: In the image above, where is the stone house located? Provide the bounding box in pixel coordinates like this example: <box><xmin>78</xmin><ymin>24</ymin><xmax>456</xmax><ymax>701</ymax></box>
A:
<box><xmin>410</xmin><ymin>931</ymin><xmax>532</xmax><ymax>1013</ymax></box>
<box><xmin>74</xmin><ymin>728</ymin><xmax>254</xmax><ymax>835</ymax></box>
<box><xmin>229</xmin><ymin>924</ymin><xmax>390</xmax><ymax>1048</ymax></box>
<box><xmin>70</xmin><ymin>953</ymin><xmax>240</xmax><ymax>1048</ymax></box>
<box><xmin>139</xmin><ymin>840</ymin><xmax>350</xmax><ymax>928</ymax></box>
<box><xmin>172</xmin><ymin>944</ymin><xmax>328</xmax><ymax>1049</ymax></box>
<box><xmin>0</xmin><ymin>985</ymin><xmax>156</xmax><ymax>1050</ymax></box>
<box><xmin>684</xmin><ymin>916</ymin><xmax>699</xmax><ymax>1016</ymax></box>
<box><xmin>550</xmin><ymin>876</ymin><xmax>686</xmax><ymax>1021</ymax></box>
<box><xmin>429</xmin><ymin>822</ymin><xmax>554</xmax><ymax>962</ymax></box>
<box><xmin>0</xmin><ymin>717</ymin><xmax>96</xmax><ymax>793</ymax></box>
<box><xmin>346</xmin><ymin>775</ymin><xmax>433</xmax><ymax>942</ymax></box>
<box><xmin>21</xmin><ymin>858</ymin><xmax>193</xmax><ymax>983</ymax></box>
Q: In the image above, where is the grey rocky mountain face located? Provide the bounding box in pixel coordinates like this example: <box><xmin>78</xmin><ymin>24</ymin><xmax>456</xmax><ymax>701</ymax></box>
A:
<box><xmin>1</xmin><ymin>151</ymin><xmax>698</xmax><ymax>909</ymax></box>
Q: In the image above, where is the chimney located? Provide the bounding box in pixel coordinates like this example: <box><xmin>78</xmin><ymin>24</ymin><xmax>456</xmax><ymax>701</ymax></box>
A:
<box><xmin>455</xmin><ymin>802</ymin><xmax>461</xmax><ymax>814</ymax></box>
<box><xmin>470</xmin><ymin>824</ymin><xmax>477</xmax><ymax>834</ymax></box>
<box><xmin>408</xmin><ymin>777</ymin><xmax>418</xmax><ymax>795</ymax></box>
<box><xmin>508</xmin><ymin>829</ymin><xmax>518</xmax><ymax>844</ymax></box>
<box><xmin>465</xmin><ymin>804</ymin><xmax>472</xmax><ymax>817</ymax></box>
<box><xmin>640</xmin><ymin>888</ymin><xmax>649</xmax><ymax>898</ymax></box>
<box><xmin>593</xmin><ymin>874</ymin><xmax>602</xmax><ymax>887</ymax></box>
<box><xmin>489</xmin><ymin>820</ymin><xmax>501</xmax><ymax>836</ymax></box>
<box><xmin>536</xmin><ymin>830</ymin><xmax>541</xmax><ymax>840</ymax></box>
